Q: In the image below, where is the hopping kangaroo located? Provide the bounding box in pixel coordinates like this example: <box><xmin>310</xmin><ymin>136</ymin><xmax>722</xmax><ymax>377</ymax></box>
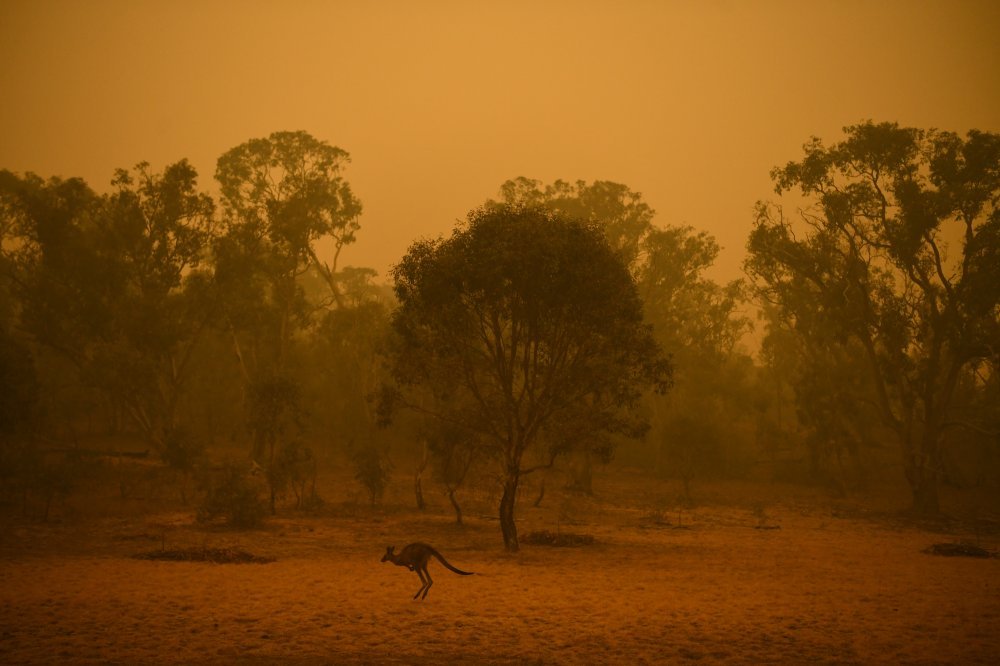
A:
<box><xmin>381</xmin><ymin>543</ymin><xmax>473</xmax><ymax>599</ymax></box>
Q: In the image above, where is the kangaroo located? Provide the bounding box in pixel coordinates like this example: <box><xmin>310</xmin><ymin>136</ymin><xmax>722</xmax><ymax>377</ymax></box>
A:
<box><xmin>380</xmin><ymin>543</ymin><xmax>474</xmax><ymax>600</ymax></box>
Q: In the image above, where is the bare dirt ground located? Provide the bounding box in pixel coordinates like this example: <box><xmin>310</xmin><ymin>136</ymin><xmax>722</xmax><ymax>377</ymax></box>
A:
<box><xmin>1</xmin><ymin>468</ymin><xmax>998</xmax><ymax>665</ymax></box>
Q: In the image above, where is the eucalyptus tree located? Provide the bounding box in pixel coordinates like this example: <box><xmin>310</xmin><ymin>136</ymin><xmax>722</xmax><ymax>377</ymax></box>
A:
<box><xmin>492</xmin><ymin>179</ymin><xmax>752</xmax><ymax>485</ymax></box>
<box><xmin>746</xmin><ymin>122</ymin><xmax>1000</xmax><ymax>513</ymax></box>
<box><xmin>214</xmin><ymin>131</ymin><xmax>363</xmax><ymax>467</ymax></box>
<box><xmin>0</xmin><ymin>323</ymin><xmax>40</xmax><ymax>498</ymax></box>
<box><xmin>493</xmin><ymin>177</ymin><xmax>655</xmax><ymax>268</ymax></box>
<box><xmin>310</xmin><ymin>267</ymin><xmax>391</xmax><ymax>441</ymax></box>
<box><xmin>0</xmin><ymin>161</ymin><xmax>216</xmax><ymax>451</ymax></box>
<box><xmin>759</xmin><ymin>305</ymin><xmax>882</xmax><ymax>491</ymax></box>
<box><xmin>386</xmin><ymin>204</ymin><xmax>671</xmax><ymax>550</ymax></box>
<box><xmin>214</xmin><ymin>130</ymin><xmax>362</xmax><ymax>371</ymax></box>
<box><xmin>492</xmin><ymin>178</ymin><xmax>748</xmax><ymax>356</ymax></box>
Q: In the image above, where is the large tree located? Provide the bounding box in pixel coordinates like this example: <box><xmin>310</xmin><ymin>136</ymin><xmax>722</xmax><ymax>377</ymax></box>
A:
<box><xmin>214</xmin><ymin>130</ymin><xmax>363</xmax><ymax>465</ymax></box>
<box><xmin>492</xmin><ymin>178</ymin><xmax>752</xmax><ymax>489</ymax></box>
<box><xmin>746</xmin><ymin>121</ymin><xmax>1000</xmax><ymax>513</ymax></box>
<box><xmin>492</xmin><ymin>178</ymin><xmax>655</xmax><ymax>269</ymax></box>
<box><xmin>386</xmin><ymin>204</ymin><xmax>671</xmax><ymax>551</ymax></box>
<box><xmin>0</xmin><ymin>162</ymin><xmax>216</xmax><ymax>449</ymax></box>
<box><xmin>215</xmin><ymin>129</ymin><xmax>361</xmax><ymax>315</ymax></box>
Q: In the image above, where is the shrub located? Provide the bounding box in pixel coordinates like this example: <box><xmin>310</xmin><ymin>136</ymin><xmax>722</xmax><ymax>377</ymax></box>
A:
<box><xmin>271</xmin><ymin>442</ymin><xmax>320</xmax><ymax>510</ymax></box>
<box><xmin>161</xmin><ymin>427</ymin><xmax>205</xmax><ymax>473</ymax></box>
<box><xmin>349</xmin><ymin>441</ymin><xmax>390</xmax><ymax>506</ymax></box>
<box><xmin>196</xmin><ymin>462</ymin><xmax>266</xmax><ymax>528</ymax></box>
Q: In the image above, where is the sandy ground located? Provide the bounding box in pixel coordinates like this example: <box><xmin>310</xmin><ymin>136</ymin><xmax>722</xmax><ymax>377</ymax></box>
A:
<box><xmin>1</xmin><ymin>477</ymin><xmax>998</xmax><ymax>665</ymax></box>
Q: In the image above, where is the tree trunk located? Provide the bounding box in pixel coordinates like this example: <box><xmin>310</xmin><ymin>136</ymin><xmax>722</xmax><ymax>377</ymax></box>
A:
<box><xmin>448</xmin><ymin>487</ymin><xmax>463</xmax><ymax>525</ymax></box>
<box><xmin>252</xmin><ymin>428</ymin><xmax>266</xmax><ymax>466</ymax></box>
<box><xmin>414</xmin><ymin>474</ymin><xmax>425</xmax><ymax>511</ymax></box>
<box><xmin>909</xmin><ymin>452</ymin><xmax>941</xmax><ymax>515</ymax></box>
<box><xmin>911</xmin><ymin>474</ymin><xmax>940</xmax><ymax>514</ymax></box>
<box><xmin>43</xmin><ymin>490</ymin><xmax>53</xmax><ymax>522</ymax></box>
<box><xmin>178</xmin><ymin>469</ymin><xmax>188</xmax><ymax>504</ymax></box>
<box><xmin>414</xmin><ymin>439</ymin><xmax>428</xmax><ymax>511</ymax></box>
<box><xmin>268</xmin><ymin>437</ymin><xmax>277</xmax><ymax>515</ymax></box>
<box><xmin>571</xmin><ymin>450</ymin><xmax>594</xmax><ymax>495</ymax></box>
<box><xmin>904</xmin><ymin>428</ymin><xmax>942</xmax><ymax>515</ymax></box>
<box><xmin>533</xmin><ymin>475</ymin><xmax>546</xmax><ymax>508</ymax></box>
<box><xmin>846</xmin><ymin>437</ymin><xmax>867</xmax><ymax>491</ymax></box>
<box><xmin>499</xmin><ymin>471</ymin><xmax>520</xmax><ymax>552</ymax></box>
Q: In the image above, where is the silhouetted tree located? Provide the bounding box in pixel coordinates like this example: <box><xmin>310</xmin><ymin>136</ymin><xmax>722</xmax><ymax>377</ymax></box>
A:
<box><xmin>0</xmin><ymin>162</ymin><xmax>216</xmax><ymax>450</ymax></box>
<box><xmin>746</xmin><ymin>121</ymin><xmax>1000</xmax><ymax>513</ymax></box>
<box><xmin>426</xmin><ymin>420</ymin><xmax>489</xmax><ymax>524</ymax></box>
<box><xmin>247</xmin><ymin>373</ymin><xmax>304</xmax><ymax>513</ymax></box>
<box><xmin>386</xmin><ymin>204</ymin><xmax>671</xmax><ymax>550</ymax></box>
<box><xmin>311</xmin><ymin>274</ymin><xmax>390</xmax><ymax>441</ymax></box>
<box><xmin>758</xmin><ymin>305</ymin><xmax>879</xmax><ymax>491</ymax></box>
<box><xmin>0</xmin><ymin>327</ymin><xmax>42</xmax><ymax>511</ymax></box>
<box><xmin>214</xmin><ymin>130</ymin><xmax>363</xmax><ymax>463</ymax></box>
<box><xmin>492</xmin><ymin>178</ymin><xmax>655</xmax><ymax>269</ymax></box>
<box><xmin>348</xmin><ymin>439</ymin><xmax>391</xmax><ymax>506</ymax></box>
<box><xmin>215</xmin><ymin>129</ymin><xmax>361</xmax><ymax>314</ymax></box>
<box><xmin>493</xmin><ymin>179</ymin><xmax>753</xmax><ymax>490</ymax></box>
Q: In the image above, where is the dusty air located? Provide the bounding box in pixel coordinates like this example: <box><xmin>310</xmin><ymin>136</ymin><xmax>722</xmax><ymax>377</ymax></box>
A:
<box><xmin>1</xmin><ymin>1</ymin><xmax>998</xmax><ymax>664</ymax></box>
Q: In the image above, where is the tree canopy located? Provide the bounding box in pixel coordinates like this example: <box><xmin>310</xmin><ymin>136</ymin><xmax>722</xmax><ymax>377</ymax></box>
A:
<box><xmin>0</xmin><ymin>162</ymin><xmax>216</xmax><ymax>449</ymax></box>
<box><xmin>214</xmin><ymin>130</ymin><xmax>365</xmax><ymax>484</ymax></box>
<box><xmin>746</xmin><ymin>121</ymin><xmax>1000</xmax><ymax>513</ymax></box>
<box><xmin>491</xmin><ymin>177</ymin><xmax>753</xmax><ymax>489</ymax></box>
<box><xmin>216</xmin><ymin>130</ymin><xmax>362</xmax><ymax>311</ymax></box>
<box><xmin>387</xmin><ymin>204</ymin><xmax>672</xmax><ymax>550</ymax></box>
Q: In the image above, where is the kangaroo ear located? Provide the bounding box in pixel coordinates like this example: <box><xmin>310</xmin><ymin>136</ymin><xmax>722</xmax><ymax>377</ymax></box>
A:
<box><xmin>386</xmin><ymin>545</ymin><xmax>394</xmax><ymax>553</ymax></box>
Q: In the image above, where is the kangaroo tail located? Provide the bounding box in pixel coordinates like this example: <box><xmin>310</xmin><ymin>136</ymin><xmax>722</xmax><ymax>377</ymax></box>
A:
<box><xmin>430</xmin><ymin>547</ymin><xmax>474</xmax><ymax>575</ymax></box>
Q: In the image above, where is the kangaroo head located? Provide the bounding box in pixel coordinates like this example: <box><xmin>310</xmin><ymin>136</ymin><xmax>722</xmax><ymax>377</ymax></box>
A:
<box><xmin>381</xmin><ymin>546</ymin><xmax>395</xmax><ymax>563</ymax></box>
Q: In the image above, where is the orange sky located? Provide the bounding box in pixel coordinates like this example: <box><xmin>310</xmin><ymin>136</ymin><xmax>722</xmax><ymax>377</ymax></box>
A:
<box><xmin>2</xmin><ymin>0</ymin><xmax>998</xmax><ymax>284</ymax></box>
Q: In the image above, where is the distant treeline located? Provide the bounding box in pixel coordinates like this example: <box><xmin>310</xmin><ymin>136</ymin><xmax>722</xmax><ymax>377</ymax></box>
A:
<box><xmin>0</xmin><ymin>124</ymin><xmax>997</xmax><ymax>541</ymax></box>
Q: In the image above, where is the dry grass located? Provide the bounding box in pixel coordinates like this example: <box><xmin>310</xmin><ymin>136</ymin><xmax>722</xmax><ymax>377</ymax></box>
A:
<box><xmin>1</xmin><ymin>468</ymin><xmax>998</xmax><ymax>664</ymax></box>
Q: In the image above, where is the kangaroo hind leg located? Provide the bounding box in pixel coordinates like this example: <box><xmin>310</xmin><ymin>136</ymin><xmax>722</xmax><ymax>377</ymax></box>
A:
<box><xmin>413</xmin><ymin>567</ymin><xmax>428</xmax><ymax>600</ymax></box>
<box><xmin>420</xmin><ymin>566</ymin><xmax>433</xmax><ymax>600</ymax></box>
